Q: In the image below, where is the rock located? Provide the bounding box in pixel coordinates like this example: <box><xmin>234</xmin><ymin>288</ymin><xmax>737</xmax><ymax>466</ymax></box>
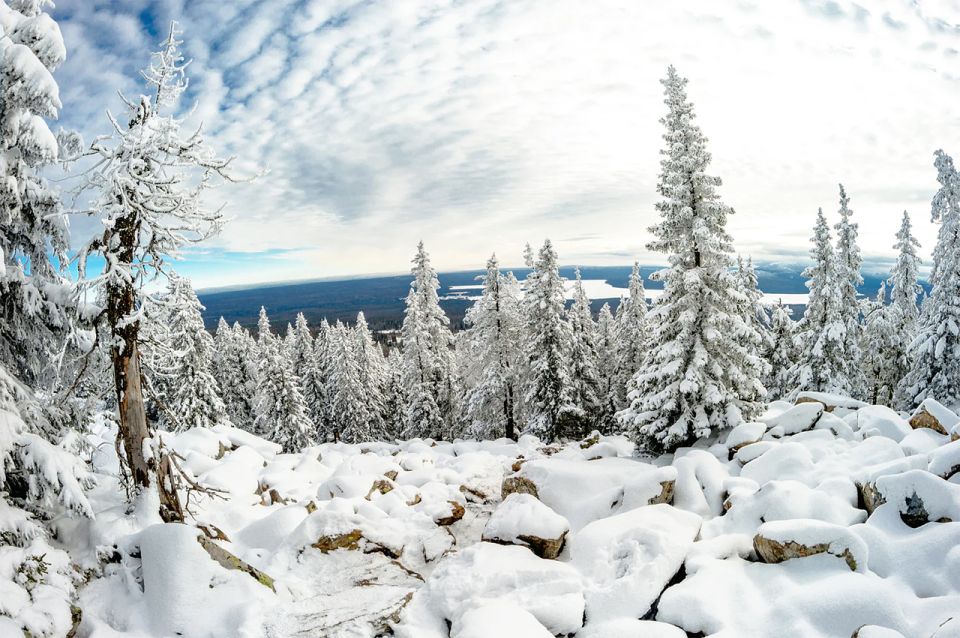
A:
<box><xmin>311</xmin><ymin>529</ymin><xmax>363</xmax><ymax>552</ymax></box>
<box><xmin>795</xmin><ymin>391</ymin><xmax>868</xmax><ymax>412</ymax></box>
<box><xmin>874</xmin><ymin>469</ymin><xmax>960</xmax><ymax>527</ymax></box>
<box><xmin>451</xmin><ymin>600</ymin><xmax>554</xmax><ymax>638</ymax></box>
<box><xmin>909</xmin><ymin>398</ymin><xmax>959</xmax><ymax>436</ymax></box>
<box><xmin>649</xmin><ymin>479</ymin><xmax>675</xmax><ymax>505</ymax></box>
<box><xmin>482</xmin><ymin>493</ymin><xmax>570</xmax><ymax>559</ymax></box>
<box><xmin>753</xmin><ymin>519</ymin><xmax>867</xmax><ymax>571</ymax></box>
<box><xmin>384</xmin><ymin>469</ymin><xmax>399</xmax><ymax>481</ymax></box>
<box><xmin>578</xmin><ymin>619</ymin><xmax>686</xmax><ymax>638</ymax></box>
<box><xmin>435</xmin><ymin>500</ymin><xmax>465</xmax><ymax>526</ymax></box>
<box><xmin>366</xmin><ymin>478</ymin><xmax>395</xmax><ymax>499</ymax></box>
<box><xmin>856</xmin><ymin>405</ymin><xmax>912</xmax><ymax>443</ymax></box>
<box><xmin>928</xmin><ymin>439</ymin><xmax>960</xmax><ymax>480</ymax></box>
<box><xmin>580</xmin><ymin>431</ymin><xmax>601</xmax><ymax>449</ymax></box>
<box><xmin>197</xmin><ymin>535</ymin><xmax>276</xmax><ymax>591</ymax></box>
<box><xmin>762</xmin><ymin>402</ymin><xmax>824</xmax><ymax>435</ymax></box>
<box><xmin>857</xmin><ymin>481</ymin><xmax>885</xmax><ymax>514</ymax></box>
<box><xmin>851</xmin><ymin>626</ymin><xmax>907</xmax><ymax>638</ymax></box>
<box><xmin>502</xmin><ymin>475</ymin><xmax>539</xmax><ymax>499</ymax></box>
<box><xmin>725</xmin><ymin>421</ymin><xmax>767</xmax><ymax>456</ymax></box>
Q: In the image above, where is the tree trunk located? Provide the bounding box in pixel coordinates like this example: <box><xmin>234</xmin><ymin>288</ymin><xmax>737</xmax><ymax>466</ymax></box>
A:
<box><xmin>505</xmin><ymin>385</ymin><xmax>516</xmax><ymax>440</ymax></box>
<box><xmin>112</xmin><ymin>337</ymin><xmax>151</xmax><ymax>488</ymax></box>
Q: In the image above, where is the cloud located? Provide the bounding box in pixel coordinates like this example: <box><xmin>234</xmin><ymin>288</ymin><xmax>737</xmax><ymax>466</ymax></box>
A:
<box><xmin>48</xmin><ymin>0</ymin><xmax>960</xmax><ymax>288</ymax></box>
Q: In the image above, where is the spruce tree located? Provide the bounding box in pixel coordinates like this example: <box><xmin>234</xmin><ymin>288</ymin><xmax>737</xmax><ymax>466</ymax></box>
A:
<box><xmin>400</xmin><ymin>242</ymin><xmax>455</xmax><ymax>439</ymax></box>
<box><xmin>833</xmin><ymin>185</ymin><xmax>866</xmax><ymax>397</ymax></box>
<box><xmin>254</xmin><ymin>326</ymin><xmax>313</xmax><ymax>451</ymax></box>
<box><xmin>862</xmin><ymin>282</ymin><xmax>897</xmax><ymax>405</ymax></box>
<box><xmin>521</xmin><ymin>239</ymin><xmax>576</xmax><ymax>441</ymax></box>
<box><xmin>620</xmin><ymin>66</ymin><xmax>765</xmax><ymax>453</ymax></box>
<box><xmin>739</xmin><ymin>256</ymin><xmax>773</xmax><ymax>359</ymax></box>
<box><xmin>615</xmin><ymin>261</ymin><xmax>649</xmax><ymax>409</ymax></box>
<box><xmin>897</xmin><ymin>151</ymin><xmax>960</xmax><ymax>409</ymax></box>
<box><xmin>0</xmin><ymin>0</ymin><xmax>76</xmax><ymax>394</ymax></box>
<box><xmin>887</xmin><ymin>210</ymin><xmax>922</xmax><ymax>397</ymax></box>
<box><xmin>157</xmin><ymin>274</ymin><xmax>226</xmax><ymax>431</ymax></box>
<box><xmin>290</xmin><ymin>313</ymin><xmax>326</xmax><ymax>433</ymax></box>
<box><xmin>595</xmin><ymin>302</ymin><xmax>621</xmax><ymax>433</ymax></box>
<box><xmin>789</xmin><ymin>209</ymin><xmax>849</xmax><ymax>396</ymax></box>
<box><xmin>212</xmin><ymin>318</ymin><xmax>257</xmax><ymax>429</ymax></box>
<box><xmin>567</xmin><ymin>268</ymin><xmax>602</xmax><ymax>435</ymax></box>
<box><xmin>313</xmin><ymin>319</ymin><xmax>334</xmax><ymax>439</ymax></box>
<box><xmin>762</xmin><ymin>300</ymin><xmax>798</xmax><ymax>401</ymax></box>
<box><xmin>353</xmin><ymin>312</ymin><xmax>387</xmax><ymax>435</ymax></box>
<box><xmin>461</xmin><ymin>255</ymin><xmax>522</xmax><ymax>439</ymax></box>
<box><xmin>382</xmin><ymin>347</ymin><xmax>408</xmax><ymax>439</ymax></box>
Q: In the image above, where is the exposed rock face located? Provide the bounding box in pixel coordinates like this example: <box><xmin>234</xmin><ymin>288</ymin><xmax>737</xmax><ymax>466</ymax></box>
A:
<box><xmin>435</xmin><ymin>500</ymin><xmax>466</xmax><ymax>526</ymax></box>
<box><xmin>502</xmin><ymin>475</ymin><xmax>539</xmax><ymax>499</ymax></box>
<box><xmin>366</xmin><ymin>479</ymin><xmax>394</xmax><ymax>499</ymax></box>
<box><xmin>753</xmin><ymin>520</ymin><xmax>866</xmax><ymax>572</ymax></box>
<box><xmin>754</xmin><ymin>535</ymin><xmax>859</xmax><ymax>571</ymax></box>
<box><xmin>649</xmin><ymin>480</ymin><xmax>675</xmax><ymax>505</ymax></box>
<box><xmin>910</xmin><ymin>405</ymin><xmax>950</xmax><ymax>435</ymax></box>
<box><xmin>312</xmin><ymin>529</ymin><xmax>363</xmax><ymax>553</ymax></box>
<box><xmin>857</xmin><ymin>481</ymin><xmax>885</xmax><ymax>514</ymax></box>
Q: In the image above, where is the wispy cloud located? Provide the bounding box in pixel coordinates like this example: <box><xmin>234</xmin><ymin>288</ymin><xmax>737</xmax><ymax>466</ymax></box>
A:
<box><xmin>50</xmin><ymin>0</ymin><xmax>960</xmax><ymax>287</ymax></box>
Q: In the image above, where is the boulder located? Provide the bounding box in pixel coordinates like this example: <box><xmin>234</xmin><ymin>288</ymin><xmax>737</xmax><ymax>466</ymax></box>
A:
<box><xmin>451</xmin><ymin>601</ymin><xmax>553</xmax><ymax>638</ymax></box>
<box><xmin>725</xmin><ymin>421</ymin><xmax>767</xmax><ymax>456</ymax></box>
<box><xmin>435</xmin><ymin>500</ymin><xmax>466</xmax><ymax>526</ymax></box>
<box><xmin>753</xmin><ymin>519</ymin><xmax>867</xmax><ymax>571</ymax></box>
<box><xmin>909</xmin><ymin>398</ymin><xmax>959</xmax><ymax>436</ymax></box>
<box><xmin>874</xmin><ymin>469</ymin><xmax>960</xmax><ymax>527</ymax></box>
<box><xmin>762</xmin><ymin>402</ymin><xmax>824</xmax><ymax>435</ymax></box>
<box><xmin>856</xmin><ymin>406</ymin><xmax>912</xmax><ymax>443</ymax></box>
<box><xmin>482</xmin><ymin>494</ymin><xmax>570</xmax><ymax>559</ymax></box>
<box><xmin>795</xmin><ymin>391</ymin><xmax>868</xmax><ymax>412</ymax></box>
<box><xmin>502</xmin><ymin>475</ymin><xmax>539</xmax><ymax>499</ymax></box>
<box><xmin>928</xmin><ymin>439</ymin><xmax>960</xmax><ymax>480</ymax></box>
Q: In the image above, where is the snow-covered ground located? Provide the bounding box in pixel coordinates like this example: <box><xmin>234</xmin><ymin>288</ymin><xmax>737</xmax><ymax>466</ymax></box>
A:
<box><xmin>64</xmin><ymin>398</ymin><xmax>960</xmax><ymax>637</ymax></box>
<box><xmin>446</xmin><ymin>281</ymin><xmax>809</xmax><ymax>305</ymax></box>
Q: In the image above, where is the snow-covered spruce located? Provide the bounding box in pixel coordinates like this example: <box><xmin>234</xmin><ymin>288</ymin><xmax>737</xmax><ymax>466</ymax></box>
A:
<box><xmin>212</xmin><ymin>319</ymin><xmax>259</xmax><ymax>429</ymax></box>
<box><xmin>567</xmin><ymin>268</ymin><xmax>604</xmax><ymax>437</ymax></box>
<box><xmin>886</xmin><ymin>211</ymin><xmax>922</xmax><ymax>403</ymax></box>
<box><xmin>460</xmin><ymin>255</ymin><xmax>523</xmax><ymax>440</ymax></box>
<box><xmin>400</xmin><ymin>242</ymin><xmax>456</xmax><ymax>439</ymax></box>
<box><xmin>620</xmin><ymin>66</ymin><xmax>765</xmax><ymax>453</ymax></box>
<box><xmin>762</xmin><ymin>299</ymin><xmax>797</xmax><ymax>401</ymax></box>
<box><xmin>896</xmin><ymin>150</ymin><xmax>960</xmax><ymax>410</ymax></box>
<box><xmin>521</xmin><ymin>239</ymin><xmax>577</xmax><ymax>441</ymax></box>
<box><xmin>614</xmin><ymin>261</ymin><xmax>649</xmax><ymax>410</ymax></box>
<box><xmin>833</xmin><ymin>184</ymin><xmax>867</xmax><ymax>398</ymax></box>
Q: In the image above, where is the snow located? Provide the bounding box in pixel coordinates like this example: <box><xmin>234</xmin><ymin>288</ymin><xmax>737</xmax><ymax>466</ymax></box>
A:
<box><xmin>570</xmin><ymin>504</ymin><xmax>701</xmax><ymax>623</ymax></box>
<box><xmin>482</xmin><ymin>493</ymin><xmax>569</xmax><ymax>545</ymax></box>
<box><xmin>857</xmin><ymin>405</ymin><xmax>913</xmax><ymax>443</ymax></box>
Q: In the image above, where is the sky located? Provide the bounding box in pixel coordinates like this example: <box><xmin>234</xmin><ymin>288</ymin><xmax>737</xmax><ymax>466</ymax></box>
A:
<box><xmin>50</xmin><ymin>0</ymin><xmax>960</xmax><ymax>289</ymax></box>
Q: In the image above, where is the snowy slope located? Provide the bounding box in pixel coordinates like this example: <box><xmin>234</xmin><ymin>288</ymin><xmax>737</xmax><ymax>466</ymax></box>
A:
<box><xmin>63</xmin><ymin>401</ymin><xmax>960</xmax><ymax>638</ymax></box>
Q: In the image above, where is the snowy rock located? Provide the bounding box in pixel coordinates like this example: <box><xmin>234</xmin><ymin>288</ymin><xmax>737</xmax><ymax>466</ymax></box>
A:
<box><xmin>671</xmin><ymin>449</ymin><xmax>728</xmax><ymax>517</ymax></box>
<box><xmin>753</xmin><ymin>519</ymin><xmax>867</xmax><ymax>571</ymax></box>
<box><xmin>577</xmin><ymin>618</ymin><xmax>686</xmax><ymax>638</ymax></box>
<box><xmin>725</xmin><ymin>421</ymin><xmax>767</xmax><ymax>455</ymax></box>
<box><xmin>503</xmin><ymin>457</ymin><xmax>676</xmax><ymax>529</ymax></box>
<box><xmin>909</xmin><ymin>399</ymin><xmax>959</xmax><ymax>436</ymax></box>
<box><xmin>873</xmin><ymin>469</ymin><xmax>960</xmax><ymax>527</ymax></box>
<box><xmin>404</xmin><ymin>542</ymin><xmax>584</xmax><ymax>635</ymax></box>
<box><xmin>899</xmin><ymin>428</ymin><xmax>950</xmax><ymax>455</ymax></box>
<box><xmin>857</xmin><ymin>406</ymin><xmax>912</xmax><ymax>443</ymax></box>
<box><xmin>852</xmin><ymin>626</ymin><xmax>907</xmax><ymax>638</ymax></box>
<box><xmin>762</xmin><ymin>401</ymin><xmax>824</xmax><ymax>435</ymax></box>
<box><xmin>569</xmin><ymin>504</ymin><xmax>701</xmax><ymax>623</ymax></box>
<box><xmin>450</xmin><ymin>601</ymin><xmax>553</xmax><ymax>638</ymax></box>
<box><xmin>795</xmin><ymin>391</ymin><xmax>868</xmax><ymax>411</ymax></box>
<box><xmin>482</xmin><ymin>494</ymin><xmax>569</xmax><ymax>559</ymax></box>
<box><xmin>928</xmin><ymin>439</ymin><xmax>960</xmax><ymax>480</ymax></box>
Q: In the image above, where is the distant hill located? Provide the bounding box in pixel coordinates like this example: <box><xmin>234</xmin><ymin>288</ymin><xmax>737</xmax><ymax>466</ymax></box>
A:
<box><xmin>197</xmin><ymin>262</ymin><xmax>917</xmax><ymax>334</ymax></box>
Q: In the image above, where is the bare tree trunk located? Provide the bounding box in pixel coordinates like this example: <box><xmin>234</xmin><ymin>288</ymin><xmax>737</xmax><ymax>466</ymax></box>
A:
<box><xmin>111</xmin><ymin>338</ymin><xmax>151</xmax><ymax>488</ymax></box>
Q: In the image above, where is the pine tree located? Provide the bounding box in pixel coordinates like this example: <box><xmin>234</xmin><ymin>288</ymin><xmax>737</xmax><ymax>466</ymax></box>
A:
<box><xmin>567</xmin><ymin>268</ymin><xmax>603</xmax><ymax>436</ymax></box>
<box><xmin>257</xmin><ymin>306</ymin><xmax>272</xmax><ymax>346</ymax></box>
<box><xmin>157</xmin><ymin>274</ymin><xmax>226</xmax><ymax>431</ymax></box>
<box><xmin>595</xmin><ymin>303</ymin><xmax>621</xmax><ymax>433</ymax></box>
<box><xmin>615</xmin><ymin>261</ymin><xmax>649</xmax><ymax>409</ymax></box>
<box><xmin>353</xmin><ymin>311</ymin><xmax>387</xmax><ymax>436</ymax></box>
<box><xmin>0</xmin><ymin>0</ymin><xmax>76</xmax><ymax>395</ymax></box>
<box><xmin>382</xmin><ymin>348</ymin><xmax>407</xmax><ymax>439</ymax></box>
<box><xmin>521</xmin><ymin>239</ymin><xmax>576</xmax><ymax>441</ymax></box>
<box><xmin>254</xmin><ymin>327</ymin><xmax>313</xmax><ymax>452</ymax></box>
<box><xmin>739</xmin><ymin>256</ymin><xmax>773</xmax><ymax>358</ymax></box>
<box><xmin>897</xmin><ymin>151</ymin><xmax>960</xmax><ymax>409</ymax></box>
<box><xmin>620</xmin><ymin>66</ymin><xmax>765</xmax><ymax>453</ymax></box>
<box><xmin>862</xmin><ymin>282</ymin><xmax>897</xmax><ymax>405</ymax></box>
<box><xmin>325</xmin><ymin>322</ymin><xmax>376</xmax><ymax>443</ymax></box>
<box><xmin>833</xmin><ymin>184</ymin><xmax>866</xmax><ymax>397</ymax></box>
<box><xmin>76</xmin><ymin>24</ymin><xmax>235</xmax><ymax>515</ymax></box>
<box><xmin>313</xmin><ymin>319</ymin><xmax>334</xmax><ymax>439</ymax></box>
<box><xmin>887</xmin><ymin>210</ymin><xmax>922</xmax><ymax>396</ymax></box>
<box><xmin>762</xmin><ymin>300</ymin><xmax>797</xmax><ymax>401</ymax></box>
<box><xmin>212</xmin><ymin>318</ymin><xmax>257</xmax><ymax>429</ymax></box>
<box><xmin>400</xmin><ymin>242</ymin><xmax>455</xmax><ymax>439</ymax></box>
<box><xmin>789</xmin><ymin>209</ymin><xmax>849</xmax><ymax>396</ymax></box>
<box><xmin>290</xmin><ymin>313</ymin><xmax>326</xmax><ymax>435</ymax></box>
<box><xmin>460</xmin><ymin>255</ymin><xmax>522</xmax><ymax>439</ymax></box>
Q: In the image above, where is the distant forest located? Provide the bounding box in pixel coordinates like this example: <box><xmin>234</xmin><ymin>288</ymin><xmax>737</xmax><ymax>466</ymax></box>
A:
<box><xmin>198</xmin><ymin>263</ymin><xmax>904</xmax><ymax>337</ymax></box>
